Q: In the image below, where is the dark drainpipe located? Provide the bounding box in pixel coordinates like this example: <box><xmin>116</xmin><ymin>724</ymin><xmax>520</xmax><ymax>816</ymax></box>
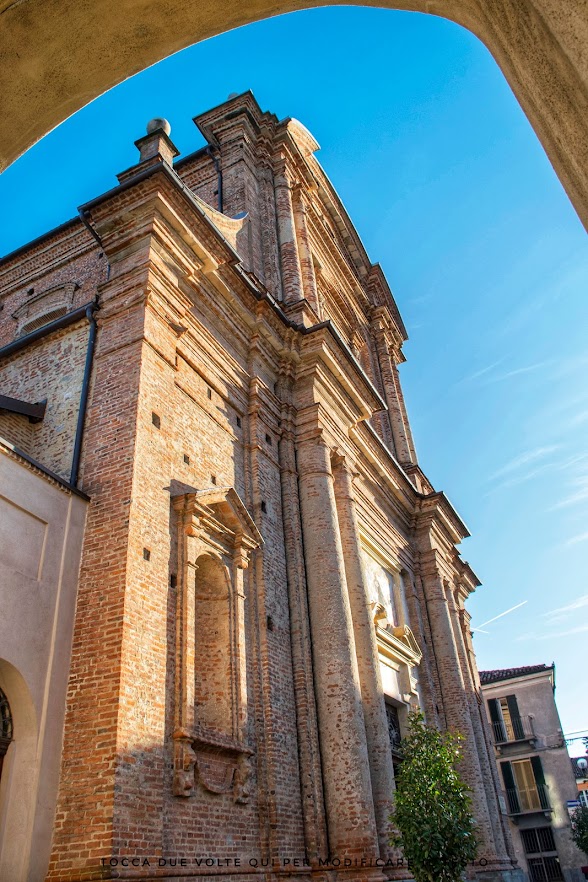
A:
<box><xmin>70</xmin><ymin>302</ymin><xmax>98</xmax><ymax>487</ymax></box>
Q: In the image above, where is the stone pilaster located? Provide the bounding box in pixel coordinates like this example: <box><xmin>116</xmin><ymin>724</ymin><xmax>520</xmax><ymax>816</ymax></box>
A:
<box><xmin>297</xmin><ymin>434</ymin><xmax>379</xmax><ymax>860</ymax></box>
<box><xmin>292</xmin><ymin>186</ymin><xmax>320</xmax><ymax>314</ymax></box>
<box><xmin>371</xmin><ymin>313</ymin><xmax>416</xmax><ymax>465</ymax></box>
<box><xmin>273</xmin><ymin>166</ymin><xmax>304</xmax><ymax>304</ymax></box>
<box><xmin>277</xmin><ymin>365</ymin><xmax>327</xmax><ymax>862</ymax></box>
<box><xmin>332</xmin><ymin>455</ymin><xmax>396</xmax><ymax>858</ymax></box>
<box><xmin>258</xmin><ymin>158</ymin><xmax>283</xmax><ymax>298</ymax></box>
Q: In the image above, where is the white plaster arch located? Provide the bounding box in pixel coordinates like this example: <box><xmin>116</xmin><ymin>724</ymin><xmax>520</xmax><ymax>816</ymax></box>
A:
<box><xmin>0</xmin><ymin>0</ymin><xmax>587</xmax><ymax>228</ymax></box>
<box><xmin>0</xmin><ymin>658</ymin><xmax>38</xmax><ymax>882</ymax></box>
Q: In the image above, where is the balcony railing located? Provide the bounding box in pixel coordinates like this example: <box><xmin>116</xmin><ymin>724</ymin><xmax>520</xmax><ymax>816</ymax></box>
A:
<box><xmin>505</xmin><ymin>784</ymin><xmax>551</xmax><ymax>815</ymax></box>
<box><xmin>491</xmin><ymin>715</ymin><xmax>535</xmax><ymax>744</ymax></box>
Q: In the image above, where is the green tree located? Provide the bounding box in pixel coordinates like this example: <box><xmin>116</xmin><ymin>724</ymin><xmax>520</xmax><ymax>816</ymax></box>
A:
<box><xmin>390</xmin><ymin>711</ymin><xmax>478</xmax><ymax>882</ymax></box>
<box><xmin>570</xmin><ymin>805</ymin><xmax>588</xmax><ymax>856</ymax></box>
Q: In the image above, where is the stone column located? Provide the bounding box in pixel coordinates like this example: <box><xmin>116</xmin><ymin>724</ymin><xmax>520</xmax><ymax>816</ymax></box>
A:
<box><xmin>389</xmin><ymin>354</ymin><xmax>416</xmax><ymax>463</ymax></box>
<box><xmin>400</xmin><ymin>569</ymin><xmax>439</xmax><ymax>727</ymax></box>
<box><xmin>332</xmin><ymin>456</ymin><xmax>396</xmax><ymax>857</ymax></box>
<box><xmin>232</xmin><ymin>550</ymin><xmax>248</xmax><ymax>742</ymax></box>
<box><xmin>273</xmin><ymin>168</ymin><xmax>304</xmax><ymax>304</ymax></box>
<box><xmin>297</xmin><ymin>435</ymin><xmax>379</xmax><ymax>859</ymax></box>
<box><xmin>448</xmin><ymin>589</ymin><xmax>516</xmax><ymax>865</ymax></box>
<box><xmin>258</xmin><ymin>159</ymin><xmax>283</xmax><ymax>298</ymax></box>
<box><xmin>420</xmin><ymin>570</ymin><xmax>496</xmax><ymax>857</ymax></box>
<box><xmin>371</xmin><ymin>319</ymin><xmax>416</xmax><ymax>465</ymax></box>
<box><xmin>292</xmin><ymin>186</ymin><xmax>320</xmax><ymax>314</ymax></box>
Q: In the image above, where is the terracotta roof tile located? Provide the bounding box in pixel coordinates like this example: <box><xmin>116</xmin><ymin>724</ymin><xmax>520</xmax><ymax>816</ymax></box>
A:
<box><xmin>479</xmin><ymin>664</ymin><xmax>553</xmax><ymax>685</ymax></box>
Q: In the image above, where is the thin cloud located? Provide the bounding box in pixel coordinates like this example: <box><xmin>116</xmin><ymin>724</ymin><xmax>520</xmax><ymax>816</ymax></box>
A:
<box><xmin>564</xmin><ymin>531</ymin><xmax>588</xmax><ymax>548</ymax></box>
<box><xmin>485</xmin><ymin>360</ymin><xmax>550</xmax><ymax>385</ymax></box>
<box><xmin>551</xmin><ymin>479</ymin><xmax>588</xmax><ymax>511</ymax></box>
<box><xmin>517</xmin><ymin>623</ymin><xmax>588</xmax><ymax>642</ymax></box>
<box><xmin>489</xmin><ymin>445</ymin><xmax>560</xmax><ymax>482</ymax></box>
<box><xmin>566</xmin><ymin>408</ymin><xmax>588</xmax><ymax>429</ymax></box>
<box><xmin>543</xmin><ymin>593</ymin><xmax>588</xmax><ymax>620</ymax></box>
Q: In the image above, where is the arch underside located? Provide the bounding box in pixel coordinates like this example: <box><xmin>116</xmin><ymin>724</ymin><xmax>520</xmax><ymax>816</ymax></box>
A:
<box><xmin>0</xmin><ymin>0</ymin><xmax>587</xmax><ymax>228</ymax></box>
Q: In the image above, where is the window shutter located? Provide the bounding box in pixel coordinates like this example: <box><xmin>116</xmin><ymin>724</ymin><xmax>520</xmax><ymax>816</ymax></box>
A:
<box><xmin>488</xmin><ymin>698</ymin><xmax>506</xmax><ymax>741</ymax></box>
<box><xmin>488</xmin><ymin>698</ymin><xmax>501</xmax><ymax>722</ymax></box>
<box><xmin>500</xmin><ymin>761</ymin><xmax>520</xmax><ymax>813</ymax></box>
<box><xmin>531</xmin><ymin>756</ymin><xmax>549</xmax><ymax>809</ymax></box>
<box><xmin>506</xmin><ymin>694</ymin><xmax>524</xmax><ymax>739</ymax></box>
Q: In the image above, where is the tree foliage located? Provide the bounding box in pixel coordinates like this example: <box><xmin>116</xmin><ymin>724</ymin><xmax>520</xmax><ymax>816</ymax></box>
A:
<box><xmin>570</xmin><ymin>805</ymin><xmax>588</xmax><ymax>856</ymax></box>
<box><xmin>390</xmin><ymin>711</ymin><xmax>478</xmax><ymax>882</ymax></box>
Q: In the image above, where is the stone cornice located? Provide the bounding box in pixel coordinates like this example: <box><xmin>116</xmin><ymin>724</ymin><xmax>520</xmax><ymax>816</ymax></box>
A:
<box><xmin>414</xmin><ymin>491</ymin><xmax>471</xmax><ymax>545</ymax></box>
<box><xmin>296</xmin><ymin>322</ymin><xmax>386</xmax><ymax>429</ymax></box>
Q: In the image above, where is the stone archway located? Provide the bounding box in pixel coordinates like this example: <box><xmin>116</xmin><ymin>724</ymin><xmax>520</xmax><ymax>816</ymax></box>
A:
<box><xmin>0</xmin><ymin>659</ymin><xmax>37</xmax><ymax>882</ymax></box>
<box><xmin>0</xmin><ymin>0</ymin><xmax>587</xmax><ymax>228</ymax></box>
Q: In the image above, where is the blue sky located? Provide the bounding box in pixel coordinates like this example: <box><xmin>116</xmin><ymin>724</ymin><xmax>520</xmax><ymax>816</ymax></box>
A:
<box><xmin>1</xmin><ymin>8</ymin><xmax>587</xmax><ymax>746</ymax></box>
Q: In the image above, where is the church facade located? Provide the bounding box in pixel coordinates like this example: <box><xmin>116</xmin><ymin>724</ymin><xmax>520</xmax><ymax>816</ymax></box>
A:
<box><xmin>0</xmin><ymin>93</ymin><xmax>521</xmax><ymax>882</ymax></box>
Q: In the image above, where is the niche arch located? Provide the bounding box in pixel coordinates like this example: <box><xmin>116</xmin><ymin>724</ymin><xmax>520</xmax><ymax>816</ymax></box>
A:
<box><xmin>172</xmin><ymin>488</ymin><xmax>262</xmax><ymax>803</ymax></box>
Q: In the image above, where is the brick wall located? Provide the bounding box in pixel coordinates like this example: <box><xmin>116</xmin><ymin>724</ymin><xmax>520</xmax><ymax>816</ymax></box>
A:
<box><xmin>0</xmin><ymin>94</ymin><xmax>520</xmax><ymax>882</ymax></box>
<box><xmin>0</xmin><ymin>321</ymin><xmax>89</xmax><ymax>480</ymax></box>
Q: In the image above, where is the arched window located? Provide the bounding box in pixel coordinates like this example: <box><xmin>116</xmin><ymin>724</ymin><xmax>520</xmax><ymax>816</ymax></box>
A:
<box><xmin>0</xmin><ymin>688</ymin><xmax>13</xmax><ymax>781</ymax></box>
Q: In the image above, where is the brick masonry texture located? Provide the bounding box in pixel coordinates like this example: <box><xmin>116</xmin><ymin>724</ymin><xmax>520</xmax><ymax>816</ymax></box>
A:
<box><xmin>0</xmin><ymin>93</ymin><xmax>523</xmax><ymax>882</ymax></box>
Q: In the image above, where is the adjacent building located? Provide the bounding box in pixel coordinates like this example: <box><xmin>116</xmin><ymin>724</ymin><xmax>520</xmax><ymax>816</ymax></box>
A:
<box><xmin>481</xmin><ymin>665</ymin><xmax>585</xmax><ymax>882</ymax></box>
<box><xmin>571</xmin><ymin>755</ymin><xmax>588</xmax><ymax>809</ymax></box>
<box><xmin>0</xmin><ymin>92</ymin><xmax>522</xmax><ymax>882</ymax></box>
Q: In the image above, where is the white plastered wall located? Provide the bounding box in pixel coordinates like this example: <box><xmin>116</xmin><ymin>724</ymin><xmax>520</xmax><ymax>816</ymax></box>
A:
<box><xmin>0</xmin><ymin>440</ymin><xmax>87</xmax><ymax>881</ymax></box>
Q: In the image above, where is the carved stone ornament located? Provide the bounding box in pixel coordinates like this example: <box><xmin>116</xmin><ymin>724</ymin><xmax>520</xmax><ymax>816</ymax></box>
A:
<box><xmin>172</xmin><ymin>729</ymin><xmax>198</xmax><ymax>797</ymax></box>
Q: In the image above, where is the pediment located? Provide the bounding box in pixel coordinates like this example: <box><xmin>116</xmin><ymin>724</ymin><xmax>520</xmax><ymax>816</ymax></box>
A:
<box><xmin>376</xmin><ymin>623</ymin><xmax>422</xmax><ymax>668</ymax></box>
<box><xmin>173</xmin><ymin>487</ymin><xmax>262</xmax><ymax>550</ymax></box>
<box><xmin>391</xmin><ymin>625</ymin><xmax>422</xmax><ymax>660</ymax></box>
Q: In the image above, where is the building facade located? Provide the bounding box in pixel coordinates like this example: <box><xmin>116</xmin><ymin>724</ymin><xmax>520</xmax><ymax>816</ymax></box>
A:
<box><xmin>571</xmin><ymin>756</ymin><xmax>588</xmax><ymax>809</ymax></box>
<box><xmin>0</xmin><ymin>93</ymin><xmax>521</xmax><ymax>882</ymax></box>
<box><xmin>481</xmin><ymin>665</ymin><xmax>586</xmax><ymax>882</ymax></box>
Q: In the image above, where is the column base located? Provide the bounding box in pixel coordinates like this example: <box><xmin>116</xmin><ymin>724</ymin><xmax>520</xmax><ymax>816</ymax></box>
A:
<box><xmin>473</xmin><ymin>869</ymin><xmax>525</xmax><ymax>882</ymax></box>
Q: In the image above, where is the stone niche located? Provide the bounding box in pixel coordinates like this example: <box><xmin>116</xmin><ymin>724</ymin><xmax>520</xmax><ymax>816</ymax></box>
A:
<box><xmin>171</xmin><ymin>488</ymin><xmax>262</xmax><ymax>804</ymax></box>
<box><xmin>361</xmin><ymin>545</ymin><xmax>422</xmax><ymax>711</ymax></box>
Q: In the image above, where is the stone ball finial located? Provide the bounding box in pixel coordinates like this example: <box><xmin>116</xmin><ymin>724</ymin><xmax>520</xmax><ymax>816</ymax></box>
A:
<box><xmin>146</xmin><ymin>118</ymin><xmax>171</xmax><ymax>136</ymax></box>
<box><xmin>227</xmin><ymin>93</ymin><xmax>239</xmax><ymax>100</ymax></box>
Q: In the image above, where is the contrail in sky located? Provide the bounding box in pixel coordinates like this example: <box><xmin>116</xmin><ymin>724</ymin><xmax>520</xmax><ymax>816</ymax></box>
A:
<box><xmin>471</xmin><ymin>601</ymin><xmax>527</xmax><ymax>633</ymax></box>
